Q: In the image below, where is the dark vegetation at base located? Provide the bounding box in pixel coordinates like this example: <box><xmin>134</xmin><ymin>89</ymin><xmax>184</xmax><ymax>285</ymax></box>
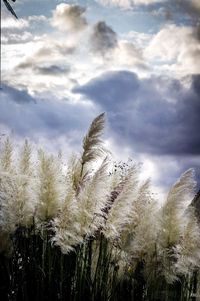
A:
<box><xmin>0</xmin><ymin>227</ymin><xmax>199</xmax><ymax>301</ymax></box>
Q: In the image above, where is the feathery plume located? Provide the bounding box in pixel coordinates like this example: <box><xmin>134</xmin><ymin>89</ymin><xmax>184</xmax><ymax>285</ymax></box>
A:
<box><xmin>160</xmin><ymin>169</ymin><xmax>196</xmax><ymax>248</ymax></box>
<box><xmin>81</xmin><ymin>113</ymin><xmax>105</xmax><ymax>173</ymax></box>
<box><xmin>174</xmin><ymin>208</ymin><xmax>200</xmax><ymax>276</ymax></box>
<box><xmin>77</xmin><ymin>156</ymin><xmax>111</xmax><ymax>236</ymax></box>
<box><xmin>35</xmin><ymin>150</ymin><xmax>64</xmax><ymax>223</ymax></box>
<box><xmin>52</xmin><ymin>188</ymin><xmax>81</xmax><ymax>254</ymax></box>
<box><xmin>104</xmin><ymin>164</ymin><xmax>140</xmax><ymax>241</ymax></box>
<box><xmin>158</xmin><ymin>169</ymin><xmax>196</xmax><ymax>283</ymax></box>
<box><xmin>0</xmin><ymin>172</ymin><xmax>36</xmax><ymax>232</ymax></box>
<box><xmin>121</xmin><ymin>180</ymin><xmax>158</xmax><ymax>255</ymax></box>
<box><xmin>0</xmin><ymin>137</ymin><xmax>13</xmax><ymax>172</ymax></box>
<box><xmin>19</xmin><ymin>139</ymin><xmax>32</xmax><ymax>175</ymax></box>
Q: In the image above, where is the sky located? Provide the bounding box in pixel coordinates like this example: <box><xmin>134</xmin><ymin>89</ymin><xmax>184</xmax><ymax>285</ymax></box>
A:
<box><xmin>1</xmin><ymin>0</ymin><xmax>200</xmax><ymax>198</ymax></box>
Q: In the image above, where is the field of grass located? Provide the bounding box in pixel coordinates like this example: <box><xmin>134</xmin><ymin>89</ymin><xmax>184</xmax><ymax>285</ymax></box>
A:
<box><xmin>0</xmin><ymin>114</ymin><xmax>200</xmax><ymax>300</ymax></box>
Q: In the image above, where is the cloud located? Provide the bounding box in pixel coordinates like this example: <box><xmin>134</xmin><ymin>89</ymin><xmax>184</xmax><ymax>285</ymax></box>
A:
<box><xmin>1</xmin><ymin>17</ymin><xmax>29</xmax><ymax>29</ymax></box>
<box><xmin>113</xmin><ymin>41</ymin><xmax>148</xmax><ymax>69</ymax></box>
<box><xmin>145</xmin><ymin>25</ymin><xmax>191</xmax><ymax>61</ymax></box>
<box><xmin>192</xmin><ymin>74</ymin><xmax>200</xmax><ymax>93</ymax></box>
<box><xmin>28</xmin><ymin>15</ymin><xmax>47</xmax><ymax>23</ymax></box>
<box><xmin>174</xmin><ymin>0</ymin><xmax>200</xmax><ymax>19</ymax></box>
<box><xmin>73</xmin><ymin>70</ymin><xmax>200</xmax><ymax>191</ymax></box>
<box><xmin>16</xmin><ymin>40</ymin><xmax>75</xmax><ymax>68</ymax></box>
<box><xmin>1</xmin><ymin>31</ymin><xmax>33</xmax><ymax>45</ymax></box>
<box><xmin>4</xmin><ymin>36</ymin><xmax>76</xmax><ymax>94</ymax></box>
<box><xmin>74</xmin><ymin>71</ymin><xmax>140</xmax><ymax>110</ymax></box>
<box><xmin>97</xmin><ymin>0</ymin><xmax>200</xmax><ymax>31</ymax></box>
<box><xmin>90</xmin><ymin>21</ymin><xmax>118</xmax><ymax>56</ymax></box>
<box><xmin>73</xmin><ymin>70</ymin><xmax>200</xmax><ymax>156</ymax></box>
<box><xmin>145</xmin><ymin>24</ymin><xmax>200</xmax><ymax>76</ymax></box>
<box><xmin>0</xmin><ymin>84</ymin><xmax>99</xmax><ymax>153</ymax></box>
<box><xmin>1</xmin><ymin>14</ymin><xmax>48</xmax><ymax>45</ymax></box>
<box><xmin>0</xmin><ymin>84</ymin><xmax>35</xmax><ymax>104</ymax></box>
<box><xmin>124</xmin><ymin>31</ymin><xmax>152</xmax><ymax>48</ymax></box>
<box><xmin>97</xmin><ymin>0</ymin><xmax>200</xmax><ymax>21</ymax></box>
<box><xmin>97</xmin><ymin>0</ymin><xmax>163</xmax><ymax>9</ymax></box>
<box><xmin>150</xmin><ymin>0</ymin><xmax>200</xmax><ymax>23</ymax></box>
<box><xmin>51</xmin><ymin>3</ymin><xmax>87</xmax><ymax>32</ymax></box>
<box><xmin>34</xmin><ymin>65</ymin><xmax>70</xmax><ymax>76</ymax></box>
<box><xmin>1</xmin><ymin>16</ymin><xmax>31</xmax><ymax>45</ymax></box>
<box><xmin>139</xmin><ymin>153</ymin><xmax>200</xmax><ymax>195</ymax></box>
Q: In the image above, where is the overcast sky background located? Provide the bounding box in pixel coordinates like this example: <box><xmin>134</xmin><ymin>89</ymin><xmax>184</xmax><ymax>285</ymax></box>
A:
<box><xmin>1</xmin><ymin>0</ymin><xmax>200</xmax><ymax>198</ymax></box>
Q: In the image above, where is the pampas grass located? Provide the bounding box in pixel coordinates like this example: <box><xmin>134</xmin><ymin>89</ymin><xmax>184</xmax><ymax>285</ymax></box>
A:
<box><xmin>81</xmin><ymin>113</ymin><xmax>106</xmax><ymax>170</ymax></box>
<box><xmin>0</xmin><ymin>114</ymin><xmax>200</xmax><ymax>300</ymax></box>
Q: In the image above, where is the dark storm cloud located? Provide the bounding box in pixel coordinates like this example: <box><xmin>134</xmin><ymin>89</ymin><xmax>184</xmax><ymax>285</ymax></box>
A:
<box><xmin>0</xmin><ymin>84</ymin><xmax>35</xmax><ymax>104</ymax></box>
<box><xmin>192</xmin><ymin>74</ymin><xmax>200</xmax><ymax>93</ymax></box>
<box><xmin>73</xmin><ymin>71</ymin><xmax>200</xmax><ymax>156</ymax></box>
<box><xmin>90</xmin><ymin>21</ymin><xmax>118</xmax><ymax>56</ymax></box>
<box><xmin>0</xmin><ymin>84</ymin><xmax>97</xmax><ymax>142</ymax></box>
<box><xmin>74</xmin><ymin>71</ymin><xmax>140</xmax><ymax>110</ymax></box>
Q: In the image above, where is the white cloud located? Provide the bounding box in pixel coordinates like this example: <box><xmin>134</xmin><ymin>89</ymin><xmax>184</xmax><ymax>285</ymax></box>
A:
<box><xmin>51</xmin><ymin>3</ymin><xmax>87</xmax><ymax>32</ymax></box>
<box><xmin>1</xmin><ymin>14</ymin><xmax>48</xmax><ymax>46</ymax></box>
<box><xmin>97</xmin><ymin>0</ymin><xmax>165</xmax><ymax>9</ymax></box>
<box><xmin>113</xmin><ymin>40</ymin><xmax>147</xmax><ymax>69</ymax></box>
<box><xmin>2</xmin><ymin>2</ymin><xmax>199</xmax><ymax>100</ymax></box>
<box><xmin>1</xmin><ymin>31</ymin><xmax>33</xmax><ymax>45</ymax></box>
<box><xmin>1</xmin><ymin>17</ymin><xmax>29</xmax><ymax>29</ymax></box>
<box><xmin>28</xmin><ymin>15</ymin><xmax>47</xmax><ymax>23</ymax></box>
<box><xmin>2</xmin><ymin>29</ymin><xmax>78</xmax><ymax>93</ymax></box>
<box><xmin>124</xmin><ymin>31</ymin><xmax>152</xmax><ymax>48</ymax></box>
<box><xmin>145</xmin><ymin>24</ymin><xmax>200</xmax><ymax>76</ymax></box>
